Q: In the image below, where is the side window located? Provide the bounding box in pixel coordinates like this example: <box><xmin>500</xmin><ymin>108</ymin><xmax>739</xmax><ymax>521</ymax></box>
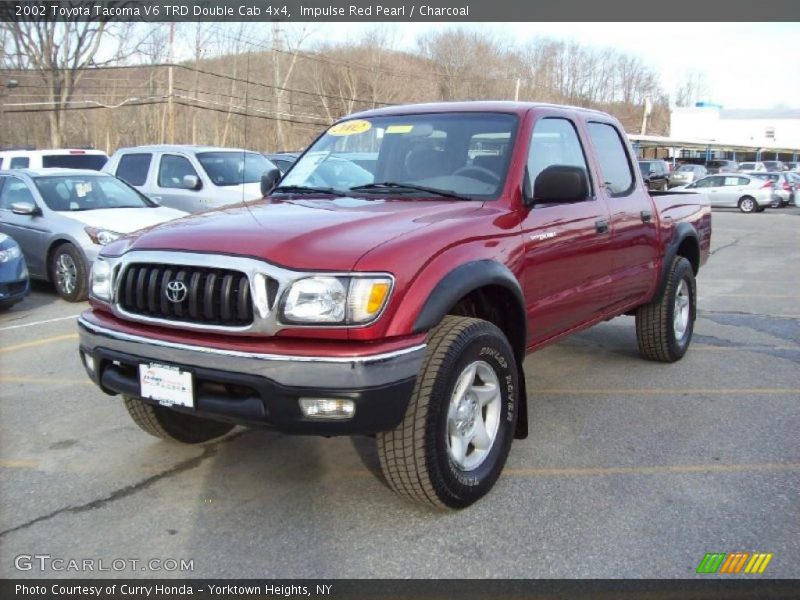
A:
<box><xmin>9</xmin><ymin>157</ymin><xmax>30</xmax><ymax>169</ymax></box>
<box><xmin>116</xmin><ymin>153</ymin><xmax>152</xmax><ymax>186</ymax></box>
<box><xmin>157</xmin><ymin>155</ymin><xmax>198</xmax><ymax>189</ymax></box>
<box><xmin>0</xmin><ymin>177</ymin><xmax>35</xmax><ymax>210</ymax></box>
<box><xmin>527</xmin><ymin>117</ymin><xmax>592</xmax><ymax>197</ymax></box>
<box><xmin>586</xmin><ymin>122</ymin><xmax>634</xmax><ymax>196</ymax></box>
<box><xmin>738</xmin><ymin>177</ymin><xmax>750</xmax><ymax>186</ymax></box>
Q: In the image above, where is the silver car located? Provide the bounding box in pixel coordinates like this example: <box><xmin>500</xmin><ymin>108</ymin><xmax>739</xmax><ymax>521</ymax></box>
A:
<box><xmin>0</xmin><ymin>169</ymin><xmax>186</xmax><ymax>301</ymax></box>
<box><xmin>669</xmin><ymin>164</ymin><xmax>707</xmax><ymax>188</ymax></box>
<box><xmin>103</xmin><ymin>145</ymin><xmax>278</xmax><ymax>213</ymax></box>
<box><xmin>746</xmin><ymin>172</ymin><xmax>796</xmax><ymax>207</ymax></box>
<box><xmin>678</xmin><ymin>173</ymin><xmax>773</xmax><ymax>213</ymax></box>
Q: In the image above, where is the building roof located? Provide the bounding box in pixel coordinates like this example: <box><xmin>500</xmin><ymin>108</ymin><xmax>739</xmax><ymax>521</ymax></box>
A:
<box><xmin>719</xmin><ymin>109</ymin><xmax>800</xmax><ymax>120</ymax></box>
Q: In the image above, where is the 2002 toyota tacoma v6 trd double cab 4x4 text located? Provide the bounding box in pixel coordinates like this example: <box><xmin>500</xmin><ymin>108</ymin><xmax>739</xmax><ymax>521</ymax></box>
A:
<box><xmin>78</xmin><ymin>102</ymin><xmax>711</xmax><ymax>509</ymax></box>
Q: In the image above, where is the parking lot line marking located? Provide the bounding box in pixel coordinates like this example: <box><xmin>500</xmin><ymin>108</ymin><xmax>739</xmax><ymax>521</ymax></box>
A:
<box><xmin>0</xmin><ymin>458</ymin><xmax>40</xmax><ymax>469</ymax></box>
<box><xmin>0</xmin><ymin>314</ymin><xmax>81</xmax><ymax>332</ymax></box>
<box><xmin>533</xmin><ymin>388</ymin><xmax>800</xmax><ymax>395</ymax></box>
<box><xmin>502</xmin><ymin>463</ymin><xmax>800</xmax><ymax>478</ymax></box>
<box><xmin>0</xmin><ymin>333</ymin><xmax>78</xmax><ymax>354</ymax></box>
<box><xmin>692</xmin><ymin>345</ymin><xmax>798</xmax><ymax>351</ymax></box>
<box><xmin>0</xmin><ymin>376</ymin><xmax>90</xmax><ymax>386</ymax></box>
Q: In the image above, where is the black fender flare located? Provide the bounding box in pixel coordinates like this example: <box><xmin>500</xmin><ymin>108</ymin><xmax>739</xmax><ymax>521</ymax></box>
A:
<box><xmin>654</xmin><ymin>222</ymin><xmax>699</xmax><ymax>301</ymax></box>
<box><xmin>412</xmin><ymin>259</ymin><xmax>529</xmax><ymax>439</ymax></box>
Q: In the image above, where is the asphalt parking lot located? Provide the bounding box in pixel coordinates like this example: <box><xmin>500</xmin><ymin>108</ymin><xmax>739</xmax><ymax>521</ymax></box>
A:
<box><xmin>0</xmin><ymin>208</ymin><xmax>798</xmax><ymax>579</ymax></box>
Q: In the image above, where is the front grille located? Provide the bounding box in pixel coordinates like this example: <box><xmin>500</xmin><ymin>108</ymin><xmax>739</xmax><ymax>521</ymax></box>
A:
<box><xmin>117</xmin><ymin>264</ymin><xmax>255</xmax><ymax>326</ymax></box>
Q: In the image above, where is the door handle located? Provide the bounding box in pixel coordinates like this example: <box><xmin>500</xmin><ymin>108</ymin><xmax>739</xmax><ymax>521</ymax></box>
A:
<box><xmin>595</xmin><ymin>219</ymin><xmax>609</xmax><ymax>234</ymax></box>
<box><xmin>640</xmin><ymin>210</ymin><xmax>652</xmax><ymax>223</ymax></box>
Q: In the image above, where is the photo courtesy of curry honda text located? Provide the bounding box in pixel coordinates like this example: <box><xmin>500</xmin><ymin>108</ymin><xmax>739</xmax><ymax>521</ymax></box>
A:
<box><xmin>78</xmin><ymin>102</ymin><xmax>712</xmax><ymax>509</ymax></box>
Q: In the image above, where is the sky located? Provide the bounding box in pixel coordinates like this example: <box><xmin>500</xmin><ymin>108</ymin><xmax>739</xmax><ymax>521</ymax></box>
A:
<box><xmin>306</xmin><ymin>22</ymin><xmax>800</xmax><ymax>110</ymax></box>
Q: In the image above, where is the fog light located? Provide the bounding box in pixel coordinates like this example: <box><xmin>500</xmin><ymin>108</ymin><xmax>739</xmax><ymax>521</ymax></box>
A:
<box><xmin>81</xmin><ymin>351</ymin><xmax>96</xmax><ymax>375</ymax></box>
<box><xmin>299</xmin><ymin>397</ymin><xmax>355</xmax><ymax>420</ymax></box>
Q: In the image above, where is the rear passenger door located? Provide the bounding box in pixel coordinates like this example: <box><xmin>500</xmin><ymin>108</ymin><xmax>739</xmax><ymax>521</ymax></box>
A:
<box><xmin>586</xmin><ymin>121</ymin><xmax>659</xmax><ymax>307</ymax></box>
<box><xmin>520</xmin><ymin>116</ymin><xmax>613</xmax><ymax>343</ymax></box>
<box><xmin>113</xmin><ymin>153</ymin><xmax>152</xmax><ymax>191</ymax></box>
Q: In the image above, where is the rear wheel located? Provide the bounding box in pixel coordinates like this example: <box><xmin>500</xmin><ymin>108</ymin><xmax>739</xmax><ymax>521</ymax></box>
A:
<box><xmin>636</xmin><ymin>256</ymin><xmax>696</xmax><ymax>362</ymax></box>
<box><xmin>123</xmin><ymin>396</ymin><xmax>235</xmax><ymax>443</ymax></box>
<box><xmin>738</xmin><ymin>196</ymin><xmax>757</xmax><ymax>213</ymax></box>
<box><xmin>377</xmin><ymin>316</ymin><xmax>519</xmax><ymax>509</ymax></box>
<box><xmin>50</xmin><ymin>243</ymin><xmax>88</xmax><ymax>301</ymax></box>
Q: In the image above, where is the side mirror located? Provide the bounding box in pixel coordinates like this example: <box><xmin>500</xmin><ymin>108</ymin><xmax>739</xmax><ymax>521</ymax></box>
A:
<box><xmin>182</xmin><ymin>174</ymin><xmax>202</xmax><ymax>191</ymax></box>
<box><xmin>10</xmin><ymin>202</ymin><xmax>40</xmax><ymax>216</ymax></box>
<box><xmin>260</xmin><ymin>168</ymin><xmax>282</xmax><ymax>196</ymax></box>
<box><xmin>533</xmin><ymin>165</ymin><xmax>590</xmax><ymax>205</ymax></box>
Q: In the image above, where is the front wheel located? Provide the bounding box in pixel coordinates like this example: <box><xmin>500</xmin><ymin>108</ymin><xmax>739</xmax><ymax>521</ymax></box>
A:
<box><xmin>738</xmin><ymin>196</ymin><xmax>757</xmax><ymax>213</ymax></box>
<box><xmin>50</xmin><ymin>243</ymin><xmax>88</xmax><ymax>301</ymax></box>
<box><xmin>636</xmin><ymin>256</ymin><xmax>696</xmax><ymax>362</ymax></box>
<box><xmin>377</xmin><ymin>316</ymin><xmax>519</xmax><ymax>509</ymax></box>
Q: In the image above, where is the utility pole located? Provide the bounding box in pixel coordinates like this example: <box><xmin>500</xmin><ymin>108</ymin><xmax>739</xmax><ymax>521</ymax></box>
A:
<box><xmin>640</xmin><ymin>96</ymin><xmax>652</xmax><ymax>136</ymax></box>
<box><xmin>167</xmin><ymin>22</ymin><xmax>176</xmax><ymax>144</ymax></box>
<box><xmin>272</xmin><ymin>21</ymin><xmax>283</xmax><ymax>150</ymax></box>
<box><xmin>514</xmin><ymin>78</ymin><xmax>521</xmax><ymax>102</ymax></box>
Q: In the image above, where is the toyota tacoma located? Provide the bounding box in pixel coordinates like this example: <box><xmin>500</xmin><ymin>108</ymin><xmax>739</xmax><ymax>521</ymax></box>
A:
<box><xmin>78</xmin><ymin>102</ymin><xmax>711</xmax><ymax>509</ymax></box>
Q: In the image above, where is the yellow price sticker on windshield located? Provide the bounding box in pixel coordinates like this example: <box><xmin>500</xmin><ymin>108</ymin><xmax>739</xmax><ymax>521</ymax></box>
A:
<box><xmin>328</xmin><ymin>119</ymin><xmax>372</xmax><ymax>136</ymax></box>
<box><xmin>386</xmin><ymin>125</ymin><xmax>414</xmax><ymax>134</ymax></box>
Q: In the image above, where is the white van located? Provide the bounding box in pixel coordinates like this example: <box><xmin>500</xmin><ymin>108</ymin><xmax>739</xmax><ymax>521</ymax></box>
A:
<box><xmin>0</xmin><ymin>149</ymin><xmax>108</xmax><ymax>171</ymax></box>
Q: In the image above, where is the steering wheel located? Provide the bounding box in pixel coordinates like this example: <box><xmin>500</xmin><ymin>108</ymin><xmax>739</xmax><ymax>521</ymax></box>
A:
<box><xmin>452</xmin><ymin>165</ymin><xmax>501</xmax><ymax>185</ymax></box>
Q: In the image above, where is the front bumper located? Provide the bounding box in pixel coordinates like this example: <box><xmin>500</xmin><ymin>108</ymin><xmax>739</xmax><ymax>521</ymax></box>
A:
<box><xmin>78</xmin><ymin>316</ymin><xmax>425</xmax><ymax>435</ymax></box>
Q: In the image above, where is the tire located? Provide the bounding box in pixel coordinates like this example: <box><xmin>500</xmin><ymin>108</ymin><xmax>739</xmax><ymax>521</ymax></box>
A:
<box><xmin>123</xmin><ymin>395</ymin><xmax>235</xmax><ymax>444</ymax></box>
<box><xmin>377</xmin><ymin>316</ymin><xmax>519</xmax><ymax>509</ymax></box>
<box><xmin>738</xmin><ymin>196</ymin><xmax>757</xmax><ymax>213</ymax></box>
<box><xmin>636</xmin><ymin>256</ymin><xmax>696</xmax><ymax>363</ymax></box>
<box><xmin>50</xmin><ymin>243</ymin><xmax>88</xmax><ymax>301</ymax></box>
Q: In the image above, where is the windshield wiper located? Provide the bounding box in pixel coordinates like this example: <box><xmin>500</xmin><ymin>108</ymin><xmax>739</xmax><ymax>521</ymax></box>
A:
<box><xmin>349</xmin><ymin>182</ymin><xmax>473</xmax><ymax>201</ymax></box>
<box><xmin>272</xmin><ymin>185</ymin><xmax>348</xmax><ymax>197</ymax></box>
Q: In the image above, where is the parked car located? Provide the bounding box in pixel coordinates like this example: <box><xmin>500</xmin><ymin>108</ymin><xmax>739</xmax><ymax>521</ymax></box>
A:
<box><xmin>638</xmin><ymin>159</ymin><xmax>670</xmax><ymax>191</ymax></box>
<box><xmin>0</xmin><ymin>233</ymin><xmax>29</xmax><ymax>310</ymax></box>
<box><xmin>704</xmin><ymin>159</ymin><xmax>739</xmax><ymax>174</ymax></box>
<box><xmin>737</xmin><ymin>161</ymin><xmax>767</xmax><ymax>172</ymax></box>
<box><xmin>748</xmin><ymin>172</ymin><xmax>796</xmax><ymax>207</ymax></box>
<box><xmin>668</xmin><ymin>164</ymin><xmax>707</xmax><ymax>187</ymax></box>
<box><xmin>762</xmin><ymin>160</ymin><xmax>787</xmax><ymax>172</ymax></box>
<box><xmin>263</xmin><ymin>152</ymin><xmax>299</xmax><ymax>175</ymax></box>
<box><xmin>0</xmin><ymin>169</ymin><xmax>186</xmax><ymax>301</ymax></box>
<box><xmin>78</xmin><ymin>101</ymin><xmax>712</xmax><ymax>509</ymax></box>
<box><xmin>677</xmin><ymin>173</ymin><xmax>773</xmax><ymax>213</ymax></box>
<box><xmin>785</xmin><ymin>162</ymin><xmax>799</xmax><ymax>172</ymax></box>
<box><xmin>103</xmin><ymin>145</ymin><xmax>278</xmax><ymax>213</ymax></box>
<box><xmin>0</xmin><ymin>149</ymin><xmax>108</xmax><ymax>171</ymax></box>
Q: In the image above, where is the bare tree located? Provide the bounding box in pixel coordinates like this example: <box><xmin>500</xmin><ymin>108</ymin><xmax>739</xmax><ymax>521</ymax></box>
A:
<box><xmin>674</xmin><ymin>70</ymin><xmax>709</xmax><ymax>107</ymax></box>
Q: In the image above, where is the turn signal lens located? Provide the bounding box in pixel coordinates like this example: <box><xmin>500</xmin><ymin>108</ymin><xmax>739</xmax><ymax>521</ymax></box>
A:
<box><xmin>347</xmin><ymin>278</ymin><xmax>392</xmax><ymax>324</ymax></box>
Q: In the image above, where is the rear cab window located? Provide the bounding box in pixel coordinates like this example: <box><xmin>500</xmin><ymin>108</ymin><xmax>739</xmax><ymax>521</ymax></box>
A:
<box><xmin>9</xmin><ymin>157</ymin><xmax>30</xmax><ymax>169</ymax></box>
<box><xmin>42</xmin><ymin>153</ymin><xmax>107</xmax><ymax>170</ymax></box>
<box><xmin>586</xmin><ymin>122</ymin><xmax>634</xmax><ymax>196</ymax></box>
<box><xmin>116</xmin><ymin>153</ymin><xmax>152</xmax><ymax>186</ymax></box>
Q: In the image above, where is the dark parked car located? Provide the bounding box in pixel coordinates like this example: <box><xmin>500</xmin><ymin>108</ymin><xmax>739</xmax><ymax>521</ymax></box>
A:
<box><xmin>705</xmin><ymin>159</ymin><xmax>739</xmax><ymax>174</ymax></box>
<box><xmin>638</xmin><ymin>160</ymin><xmax>670</xmax><ymax>191</ymax></box>
<box><xmin>762</xmin><ymin>161</ymin><xmax>786</xmax><ymax>172</ymax></box>
<box><xmin>263</xmin><ymin>152</ymin><xmax>299</xmax><ymax>175</ymax></box>
<box><xmin>0</xmin><ymin>233</ymin><xmax>29</xmax><ymax>310</ymax></box>
<box><xmin>669</xmin><ymin>164</ymin><xmax>708</xmax><ymax>187</ymax></box>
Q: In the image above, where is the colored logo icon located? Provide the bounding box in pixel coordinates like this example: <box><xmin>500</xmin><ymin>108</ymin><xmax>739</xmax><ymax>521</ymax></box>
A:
<box><xmin>696</xmin><ymin>552</ymin><xmax>773</xmax><ymax>574</ymax></box>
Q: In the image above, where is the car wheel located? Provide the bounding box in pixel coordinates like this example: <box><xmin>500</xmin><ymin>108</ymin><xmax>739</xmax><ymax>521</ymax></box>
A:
<box><xmin>123</xmin><ymin>396</ymin><xmax>235</xmax><ymax>443</ymax></box>
<box><xmin>636</xmin><ymin>256</ymin><xmax>696</xmax><ymax>363</ymax></box>
<box><xmin>377</xmin><ymin>316</ymin><xmax>519</xmax><ymax>509</ymax></box>
<box><xmin>50</xmin><ymin>243</ymin><xmax>88</xmax><ymax>302</ymax></box>
<box><xmin>738</xmin><ymin>196</ymin><xmax>757</xmax><ymax>213</ymax></box>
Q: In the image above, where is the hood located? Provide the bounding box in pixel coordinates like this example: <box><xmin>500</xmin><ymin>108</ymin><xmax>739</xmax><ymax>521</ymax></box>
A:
<box><xmin>62</xmin><ymin>207</ymin><xmax>187</xmax><ymax>234</ymax></box>
<box><xmin>119</xmin><ymin>196</ymin><xmax>482</xmax><ymax>271</ymax></box>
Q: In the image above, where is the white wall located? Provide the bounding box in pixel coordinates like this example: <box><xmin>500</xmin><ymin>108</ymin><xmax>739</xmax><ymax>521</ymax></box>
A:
<box><xmin>671</xmin><ymin>107</ymin><xmax>800</xmax><ymax>148</ymax></box>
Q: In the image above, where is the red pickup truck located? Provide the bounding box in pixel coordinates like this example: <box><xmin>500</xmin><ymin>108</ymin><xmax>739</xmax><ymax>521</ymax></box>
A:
<box><xmin>78</xmin><ymin>102</ymin><xmax>711</xmax><ymax>509</ymax></box>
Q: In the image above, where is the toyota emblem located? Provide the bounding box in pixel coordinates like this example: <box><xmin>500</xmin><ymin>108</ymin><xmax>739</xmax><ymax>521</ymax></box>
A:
<box><xmin>165</xmin><ymin>280</ymin><xmax>188</xmax><ymax>303</ymax></box>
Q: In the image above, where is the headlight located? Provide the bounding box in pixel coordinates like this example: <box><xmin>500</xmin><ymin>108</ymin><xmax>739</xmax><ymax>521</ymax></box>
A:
<box><xmin>91</xmin><ymin>260</ymin><xmax>112</xmax><ymax>301</ymax></box>
<box><xmin>85</xmin><ymin>227</ymin><xmax>122</xmax><ymax>245</ymax></box>
<box><xmin>0</xmin><ymin>244</ymin><xmax>22</xmax><ymax>263</ymax></box>
<box><xmin>281</xmin><ymin>275</ymin><xmax>392</xmax><ymax>325</ymax></box>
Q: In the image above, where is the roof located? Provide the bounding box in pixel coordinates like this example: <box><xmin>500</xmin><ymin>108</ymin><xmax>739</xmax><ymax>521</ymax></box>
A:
<box><xmin>348</xmin><ymin>101</ymin><xmax>611</xmax><ymax>120</ymax></box>
<box><xmin>0</xmin><ymin>168</ymin><xmax>113</xmax><ymax>177</ymax></box>
<box><xmin>0</xmin><ymin>148</ymin><xmax>106</xmax><ymax>156</ymax></box>
<box><xmin>719</xmin><ymin>109</ymin><xmax>800</xmax><ymax>120</ymax></box>
<box><xmin>112</xmin><ymin>145</ymin><xmax>261</xmax><ymax>154</ymax></box>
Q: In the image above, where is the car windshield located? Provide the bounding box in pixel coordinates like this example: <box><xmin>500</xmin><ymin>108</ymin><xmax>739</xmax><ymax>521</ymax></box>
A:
<box><xmin>279</xmin><ymin>112</ymin><xmax>519</xmax><ymax>200</ymax></box>
<box><xmin>677</xmin><ymin>165</ymin><xmax>696</xmax><ymax>172</ymax></box>
<box><xmin>638</xmin><ymin>162</ymin><xmax>653</xmax><ymax>173</ymax></box>
<box><xmin>740</xmin><ymin>163</ymin><xmax>755</xmax><ymax>169</ymax></box>
<box><xmin>33</xmin><ymin>175</ymin><xmax>153</xmax><ymax>211</ymax></box>
<box><xmin>196</xmin><ymin>152</ymin><xmax>274</xmax><ymax>186</ymax></box>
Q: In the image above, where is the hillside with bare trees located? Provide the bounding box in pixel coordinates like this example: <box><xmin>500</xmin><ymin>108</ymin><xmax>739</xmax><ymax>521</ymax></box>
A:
<box><xmin>0</xmin><ymin>23</ymin><xmax>670</xmax><ymax>152</ymax></box>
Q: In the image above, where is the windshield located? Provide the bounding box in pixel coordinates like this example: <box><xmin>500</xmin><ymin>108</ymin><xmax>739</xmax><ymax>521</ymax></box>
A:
<box><xmin>196</xmin><ymin>152</ymin><xmax>274</xmax><ymax>187</ymax></box>
<box><xmin>740</xmin><ymin>163</ymin><xmax>755</xmax><ymax>169</ymax></box>
<box><xmin>33</xmin><ymin>175</ymin><xmax>153</xmax><ymax>211</ymax></box>
<box><xmin>279</xmin><ymin>112</ymin><xmax>519</xmax><ymax>199</ymax></box>
<box><xmin>677</xmin><ymin>165</ymin><xmax>696</xmax><ymax>172</ymax></box>
<box><xmin>638</xmin><ymin>162</ymin><xmax>652</xmax><ymax>173</ymax></box>
<box><xmin>42</xmin><ymin>154</ymin><xmax>107</xmax><ymax>170</ymax></box>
